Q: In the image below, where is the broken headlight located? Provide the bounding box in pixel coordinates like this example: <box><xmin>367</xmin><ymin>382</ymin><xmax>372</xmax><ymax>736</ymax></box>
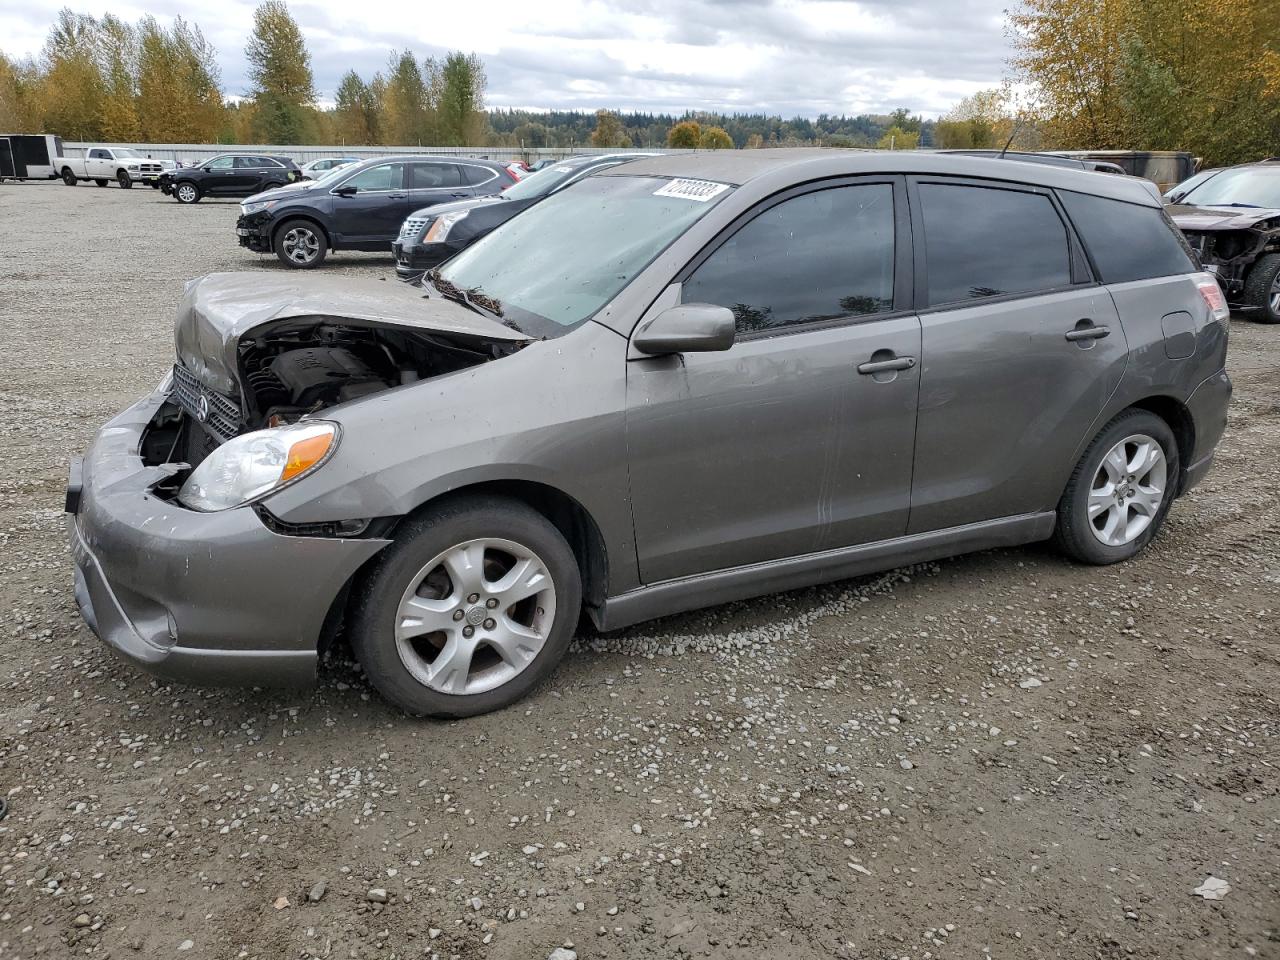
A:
<box><xmin>177</xmin><ymin>421</ymin><xmax>339</xmax><ymax>512</ymax></box>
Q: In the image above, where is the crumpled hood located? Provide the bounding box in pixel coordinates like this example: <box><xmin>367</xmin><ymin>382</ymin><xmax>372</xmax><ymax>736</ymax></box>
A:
<box><xmin>1168</xmin><ymin>203</ymin><xmax>1280</xmax><ymax>230</ymax></box>
<box><xmin>175</xmin><ymin>272</ymin><xmax>530</xmax><ymax>396</ymax></box>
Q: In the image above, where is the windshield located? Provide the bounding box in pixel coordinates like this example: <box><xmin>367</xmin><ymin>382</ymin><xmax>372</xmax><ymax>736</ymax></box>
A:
<box><xmin>1166</xmin><ymin>169</ymin><xmax>1218</xmax><ymax>200</ymax></box>
<box><xmin>1181</xmin><ymin>167</ymin><xmax>1280</xmax><ymax>208</ymax></box>
<box><xmin>502</xmin><ymin>160</ymin><xmax>599</xmax><ymax>201</ymax></box>
<box><xmin>436</xmin><ymin>175</ymin><xmax>732</xmax><ymax>336</ymax></box>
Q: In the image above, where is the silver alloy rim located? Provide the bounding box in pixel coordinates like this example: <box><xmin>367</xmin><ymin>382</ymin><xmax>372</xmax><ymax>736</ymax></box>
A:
<box><xmin>177</xmin><ymin>184</ymin><xmax>196</xmax><ymax>202</ymax></box>
<box><xmin>393</xmin><ymin>538</ymin><xmax>556</xmax><ymax>696</ymax></box>
<box><xmin>1270</xmin><ymin>272</ymin><xmax>1280</xmax><ymax>316</ymax></box>
<box><xmin>282</xmin><ymin>227</ymin><xmax>319</xmax><ymax>264</ymax></box>
<box><xmin>1087</xmin><ymin>433</ymin><xmax>1167</xmax><ymax>547</ymax></box>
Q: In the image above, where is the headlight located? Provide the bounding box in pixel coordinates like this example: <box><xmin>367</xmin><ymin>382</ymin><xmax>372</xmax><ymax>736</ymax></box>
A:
<box><xmin>241</xmin><ymin>199</ymin><xmax>276</xmax><ymax>215</ymax></box>
<box><xmin>177</xmin><ymin>421</ymin><xmax>338</xmax><ymax>512</ymax></box>
<box><xmin>423</xmin><ymin>210</ymin><xmax>470</xmax><ymax>243</ymax></box>
<box><xmin>126</xmin><ymin>163</ymin><xmax>140</xmax><ymax>170</ymax></box>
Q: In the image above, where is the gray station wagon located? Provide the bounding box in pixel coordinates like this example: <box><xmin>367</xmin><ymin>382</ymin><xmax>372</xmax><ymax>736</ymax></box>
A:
<box><xmin>67</xmin><ymin>150</ymin><xmax>1232</xmax><ymax>717</ymax></box>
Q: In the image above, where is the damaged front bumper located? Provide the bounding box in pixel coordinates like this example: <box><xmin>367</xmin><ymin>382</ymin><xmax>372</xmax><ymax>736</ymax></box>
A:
<box><xmin>66</xmin><ymin>388</ymin><xmax>389</xmax><ymax>686</ymax></box>
<box><xmin>236</xmin><ymin>211</ymin><xmax>275</xmax><ymax>253</ymax></box>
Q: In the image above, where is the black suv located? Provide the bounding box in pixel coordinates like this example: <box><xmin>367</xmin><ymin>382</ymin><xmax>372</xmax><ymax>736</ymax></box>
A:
<box><xmin>392</xmin><ymin>152</ymin><xmax>659</xmax><ymax>279</ymax></box>
<box><xmin>161</xmin><ymin>154</ymin><xmax>301</xmax><ymax>204</ymax></box>
<box><xmin>1168</xmin><ymin>159</ymin><xmax>1280</xmax><ymax>322</ymax></box>
<box><xmin>236</xmin><ymin>156</ymin><xmax>516</xmax><ymax>268</ymax></box>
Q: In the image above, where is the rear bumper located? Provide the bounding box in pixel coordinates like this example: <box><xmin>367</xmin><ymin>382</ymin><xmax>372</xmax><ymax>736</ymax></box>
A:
<box><xmin>1181</xmin><ymin>368</ymin><xmax>1232</xmax><ymax>495</ymax></box>
<box><xmin>67</xmin><ymin>390</ymin><xmax>389</xmax><ymax>686</ymax></box>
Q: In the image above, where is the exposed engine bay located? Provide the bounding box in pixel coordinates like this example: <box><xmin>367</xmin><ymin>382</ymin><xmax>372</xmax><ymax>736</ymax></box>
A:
<box><xmin>145</xmin><ymin>319</ymin><xmax>524</xmax><ymax>472</ymax></box>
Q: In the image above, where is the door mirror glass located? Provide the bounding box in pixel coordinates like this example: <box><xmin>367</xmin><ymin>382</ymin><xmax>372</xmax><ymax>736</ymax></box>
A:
<box><xmin>632</xmin><ymin>304</ymin><xmax>736</xmax><ymax>356</ymax></box>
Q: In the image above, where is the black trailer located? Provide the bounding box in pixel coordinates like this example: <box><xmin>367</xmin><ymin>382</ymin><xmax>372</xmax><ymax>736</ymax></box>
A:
<box><xmin>0</xmin><ymin>134</ymin><xmax>63</xmax><ymax>181</ymax></box>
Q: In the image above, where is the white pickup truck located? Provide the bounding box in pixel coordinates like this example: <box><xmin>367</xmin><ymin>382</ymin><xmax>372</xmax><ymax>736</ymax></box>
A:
<box><xmin>54</xmin><ymin>147</ymin><xmax>171</xmax><ymax>189</ymax></box>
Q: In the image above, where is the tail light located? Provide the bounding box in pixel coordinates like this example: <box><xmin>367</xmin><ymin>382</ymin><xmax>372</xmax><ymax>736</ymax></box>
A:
<box><xmin>1194</xmin><ymin>273</ymin><xmax>1230</xmax><ymax>325</ymax></box>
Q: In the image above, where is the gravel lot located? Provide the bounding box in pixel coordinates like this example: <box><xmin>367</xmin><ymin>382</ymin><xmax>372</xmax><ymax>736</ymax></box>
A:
<box><xmin>0</xmin><ymin>181</ymin><xmax>1277</xmax><ymax>960</ymax></box>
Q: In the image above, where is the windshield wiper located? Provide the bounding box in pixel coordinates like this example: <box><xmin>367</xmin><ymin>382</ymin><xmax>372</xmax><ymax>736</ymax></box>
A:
<box><xmin>1214</xmin><ymin>202</ymin><xmax>1262</xmax><ymax>208</ymax></box>
<box><xmin>423</xmin><ymin>271</ymin><xmax>523</xmax><ymax>332</ymax></box>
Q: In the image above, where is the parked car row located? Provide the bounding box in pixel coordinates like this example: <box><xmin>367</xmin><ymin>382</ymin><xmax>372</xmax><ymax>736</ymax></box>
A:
<box><xmin>69</xmin><ymin>148</ymin><xmax>1233</xmax><ymax>717</ymax></box>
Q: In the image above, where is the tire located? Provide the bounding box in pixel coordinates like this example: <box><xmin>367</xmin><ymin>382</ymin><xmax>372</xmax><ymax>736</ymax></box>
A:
<box><xmin>261</xmin><ymin>180</ymin><xmax>283</xmax><ymax>192</ymax></box>
<box><xmin>351</xmin><ymin>496</ymin><xmax>582</xmax><ymax>718</ymax></box>
<box><xmin>94</xmin><ymin>179</ymin><xmax>109</xmax><ymax>187</ymax></box>
<box><xmin>1053</xmin><ymin>409</ymin><xmax>1180</xmax><ymax>565</ymax></box>
<box><xmin>116</xmin><ymin>169</ymin><xmax>133</xmax><ymax>189</ymax></box>
<box><xmin>61</xmin><ymin>168</ymin><xmax>76</xmax><ymax>186</ymax></box>
<box><xmin>1241</xmin><ymin>252</ymin><xmax>1280</xmax><ymax>324</ymax></box>
<box><xmin>273</xmin><ymin>218</ymin><xmax>328</xmax><ymax>269</ymax></box>
<box><xmin>174</xmin><ymin>182</ymin><xmax>200</xmax><ymax>204</ymax></box>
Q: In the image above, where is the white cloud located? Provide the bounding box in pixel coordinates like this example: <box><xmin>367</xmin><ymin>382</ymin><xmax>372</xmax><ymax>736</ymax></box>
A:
<box><xmin>0</xmin><ymin>0</ymin><xmax>1014</xmax><ymax>117</ymax></box>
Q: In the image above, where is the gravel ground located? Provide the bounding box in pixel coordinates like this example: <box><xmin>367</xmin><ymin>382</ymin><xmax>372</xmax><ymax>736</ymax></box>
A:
<box><xmin>0</xmin><ymin>182</ymin><xmax>1277</xmax><ymax>960</ymax></box>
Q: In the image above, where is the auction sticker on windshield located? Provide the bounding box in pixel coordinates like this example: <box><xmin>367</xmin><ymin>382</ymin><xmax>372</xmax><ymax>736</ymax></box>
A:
<box><xmin>653</xmin><ymin>179</ymin><xmax>731</xmax><ymax>202</ymax></box>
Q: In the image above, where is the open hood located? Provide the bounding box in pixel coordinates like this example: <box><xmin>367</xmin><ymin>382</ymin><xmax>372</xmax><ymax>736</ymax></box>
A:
<box><xmin>175</xmin><ymin>272</ymin><xmax>530</xmax><ymax>396</ymax></box>
<box><xmin>1168</xmin><ymin>203</ymin><xmax>1280</xmax><ymax>230</ymax></box>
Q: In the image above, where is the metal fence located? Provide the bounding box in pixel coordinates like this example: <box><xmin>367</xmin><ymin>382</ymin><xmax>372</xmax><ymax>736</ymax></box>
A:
<box><xmin>61</xmin><ymin>142</ymin><xmax>688</xmax><ymax>165</ymax></box>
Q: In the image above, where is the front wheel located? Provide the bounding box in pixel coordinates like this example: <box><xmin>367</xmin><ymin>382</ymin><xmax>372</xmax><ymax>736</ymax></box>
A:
<box><xmin>273</xmin><ymin>219</ymin><xmax>327</xmax><ymax>268</ymax></box>
<box><xmin>61</xmin><ymin>168</ymin><xmax>76</xmax><ymax>186</ymax></box>
<box><xmin>116</xmin><ymin>170</ymin><xmax>133</xmax><ymax>189</ymax></box>
<box><xmin>1053</xmin><ymin>409</ymin><xmax>1179</xmax><ymax>565</ymax></box>
<box><xmin>174</xmin><ymin>182</ymin><xmax>200</xmax><ymax>204</ymax></box>
<box><xmin>351</xmin><ymin>496</ymin><xmax>582</xmax><ymax>717</ymax></box>
<box><xmin>1242</xmin><ymin>253</ymin><xmax>1280</xmax><ymax>324</ymax></box>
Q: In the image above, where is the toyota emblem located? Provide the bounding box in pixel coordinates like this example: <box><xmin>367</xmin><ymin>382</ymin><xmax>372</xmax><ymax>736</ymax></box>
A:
<box><xmin>196</xmin><ymin>394</ymin><xmax>210</xmax><ymax>423</ymax></box>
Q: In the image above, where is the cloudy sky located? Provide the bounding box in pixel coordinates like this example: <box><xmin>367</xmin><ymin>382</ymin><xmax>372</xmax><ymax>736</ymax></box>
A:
<box><xmin>0</xmin><ymin>0</ymin><xmax>1016</xmax><ymax>117</ymax></box>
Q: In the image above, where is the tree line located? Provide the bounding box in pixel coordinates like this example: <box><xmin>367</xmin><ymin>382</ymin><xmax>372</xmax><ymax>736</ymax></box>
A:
<box><xmin>2</xmin><ymin>0</ymin><xmax>1275</xmax><ymax>164</ymax></box>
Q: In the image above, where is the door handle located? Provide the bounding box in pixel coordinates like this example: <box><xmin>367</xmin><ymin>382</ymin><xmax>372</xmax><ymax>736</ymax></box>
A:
<box><xmin>857</xmin><ymin>355</ymin><xmax>916</xmax><ymax>375</ymax></box>
<box><xmin>1064</xmin><ymin>322</ymin><xmax>1111</xmax><ymax>342</ymax></box>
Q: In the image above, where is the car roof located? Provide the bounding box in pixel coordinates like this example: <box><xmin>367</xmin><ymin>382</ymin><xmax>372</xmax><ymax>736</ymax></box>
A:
<box><xmin>599</xmin><ymin>148</ymin><xmax>1162</xmax><ymax>206</ymax></box>
<box><xmin>340</xmin><ymin>155</ymin><xmax>510</xmax><ymax>172</ymax></box>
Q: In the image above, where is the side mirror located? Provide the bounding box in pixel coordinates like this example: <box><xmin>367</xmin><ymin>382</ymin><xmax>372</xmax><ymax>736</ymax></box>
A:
<box><xmin>202</xmin><ymin>166</ymin><xmax>212</xmax><ymax>173</ymax></box>
<box><xmin>632</xmin><ymin>303</ymin><xmax>736</xmax><ymax>356</ymax></box>
<box><xmin>334</xmin><ymin>184</ymin><xmax>357</xmax><ymax>197</ymax></box>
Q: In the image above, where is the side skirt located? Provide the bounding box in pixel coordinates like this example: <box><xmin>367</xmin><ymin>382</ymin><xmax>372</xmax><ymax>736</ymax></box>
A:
<box><xmin>591</xmin><ymin>512</ymin><xmax>1057</xmax><ymax>633</ymax></box>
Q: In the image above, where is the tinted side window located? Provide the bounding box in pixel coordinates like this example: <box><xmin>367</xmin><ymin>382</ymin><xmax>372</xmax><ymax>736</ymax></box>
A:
<box><xmin>208</xmin><ymin>156</ymin><xmax>234</xmax><ymax>169</ymax></box>
<box><xmin>345</xmin><ymin>163</ymin><xmax>401</xmax><ymax>192</ymax></box>
<box><xmin>919</xmin><ymin>183</ymin><xmax>1072</xmax><ymax>305</ymax></box>
<box><xmin>459</xmin><ymin>164</ymin><xmax>495</xmax><ymax>186</ymax></box>
<box><xmin>684</xmin><ymin>184</ymin><xmax>895</xmax><ymax>333</ymax></box>
<box><xmin>234</xmin><ymin>156</ymin><xmax>259</xmax><ymax>168</ymax></box>
<box><xmin>1059</xmin><ymin>190</ymin><xmax>1196</xmax><ymax>283</ymax></box>
<box><xmin>409</xmin><ymin>162</ymin><xmax>461</xmax><ymax>189</ymax></box>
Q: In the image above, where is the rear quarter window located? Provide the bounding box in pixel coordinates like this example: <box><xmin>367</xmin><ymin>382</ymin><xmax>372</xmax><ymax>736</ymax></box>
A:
<box><xmin>1059</xmin><ymin>190</ymin><xmax>1196</xmax><ymax>283</ymax></box>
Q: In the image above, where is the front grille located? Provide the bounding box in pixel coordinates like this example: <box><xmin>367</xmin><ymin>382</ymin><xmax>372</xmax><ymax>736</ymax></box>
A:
<box><xmin>171</xmin><ymin>363</ymin><xmax>242</xmax><ymax>443</ymax></box>
<box><xmin>139</xmin><ymin>163</ymin><xmax>162</xmax><ymax>174</ymax></box>
<box><xmin>399</xmin><ymin>217</ymin><xmax>429</xmax><ymax>240</ymax></box>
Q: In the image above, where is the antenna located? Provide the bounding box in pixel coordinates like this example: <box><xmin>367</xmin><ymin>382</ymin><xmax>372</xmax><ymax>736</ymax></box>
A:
<box><xmin>999</xmin><ymin>118</ymin><xmax>1023</xmax><ymax>158</ymax></box>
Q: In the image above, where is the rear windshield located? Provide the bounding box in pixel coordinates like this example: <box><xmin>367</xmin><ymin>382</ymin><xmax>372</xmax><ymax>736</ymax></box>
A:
<box><xmin>1059</xmin><ymin>190</ymin><xmax>1196</xmax><ymax>283</ymax></box>
<box><xmin>437</xmin><ymin>175</ymin><xmax>732</xmax><ymax>335</ymax></box>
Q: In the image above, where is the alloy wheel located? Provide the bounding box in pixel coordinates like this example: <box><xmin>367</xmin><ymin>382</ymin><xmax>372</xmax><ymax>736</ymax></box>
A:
<box><xmin>393</xmin><ymin>538</ymin><xmax>557</xmax><ymax>696</ymax></box>
<box><xmin>177</xmin><ymin>184</ymin><xmax>197</xmax><ymax>203</ymax></box>
<box><xmin>1270</xmin><ymin>272</ymin><xmax>1280</xmax><ymax>318</ymax></box>
<box><xmin>282</xmin><ymin>227</ymin><xmax>320</xmax><ymax>265</ymax></box>
<box><xmin>1087</xmin><ymin>433</ymin><xmax>1167</xmax><ymax>547</ymax></box>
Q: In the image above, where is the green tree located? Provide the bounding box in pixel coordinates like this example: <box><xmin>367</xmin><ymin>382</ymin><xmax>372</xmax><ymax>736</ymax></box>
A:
<box><xmin>41</xmin><ymin>8</ymin><xmax>105</xmax><ymax>140</ymax></box>
<box><xmin>590</xmin><ymin>109</ymin><xmax>631</xmax><ymax>148</ymax></box>
<box><xmin>698</xmin><ymin>125</ymin><xmax>733</xmax><ymax>149</ymax></box>
<box><xmin>380</xmin><ymin>50</ymin><xmax>431</xmax><ymax>145</ymax></box>
<box><xmin>95</xmin><ymin>14</ymin><xmax>140</xmax><ymax>141</ymax></box>
<box><xmin>666</xmin><ymin>119</ymin><xmax>701</xmax><ymax>148</ymax></box>
<box><xmin>437</xmin><ymin>51</ymin><xmax>486</xmax><ymax>145</ymax></box>
<box><xmin>245</xmin><ymin>0</ymin><xmax>316</xmax><ymax>142</ymax></box>
<box><xmin>0</xmin><ymin>53</ymin><xmax>44</xmax><ymax>132</ymax></box>
<box><xmin>876</xmin><ymin>125</ymin><xmax>919</xmax><ymax>150</ymax></box>
<box><xmin>137</xmin><ymin>16</ymin><xmax>224</xmax><ymax>142</ymax></box>
<box><xmin>333</xmin><ymin>69</ymin><xmax>378</xmax><ymax>144</ymax></box>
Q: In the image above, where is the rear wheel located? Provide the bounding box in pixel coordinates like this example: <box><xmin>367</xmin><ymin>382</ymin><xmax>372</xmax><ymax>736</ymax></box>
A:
<box><xmin>351</xmin><ymin>496</ymin><xmax>581</xmax><ymax>717</ymax></box>
<box><xmin>1053</xmin><ymin>409</ymin><xmax>1179</xmax><ymax>565</ymax></box>
<box><xmin>174</xmin><ymin>182</ymin><xmax>200</xmax><ymax>204</ymax></box>
<box><xmin>273</xmin><ymin>219</ymin><xmax>327</xmax><ymax>268</ymax></box>
<box><xmin>116</xmin><ymin>169</ymin><xmax>133</xmax><ymax>189</ymax></box>
<box><xmin>262</xmin><ymin>180</ymin><xmax>283</xmax><ymax>192</ymax></box>
<box><xmin>1242</xmin><ymin>253</ymin><xmax>1280</xmax><ymax>324</ymax></box>
<box><xmin>94</xmin><ymin>178</ymin><xmax>109</xmax><ymax>187</ymax></box>
<box><xmin>61</xmin><ymin>168</ymin><xmax>76</xmax><ymax>186</ymax></box>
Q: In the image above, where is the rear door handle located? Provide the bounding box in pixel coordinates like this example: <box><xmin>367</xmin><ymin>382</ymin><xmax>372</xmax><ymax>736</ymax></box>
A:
<box><xmin>857</xmin><ymin>356</ymin><xmax>916</xmax><ymax>375</ymax></box>
<box><xmin>1065</xmin><ymin>322</ymin><xmax>1111</xmax><ymax>342</ymax></box>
